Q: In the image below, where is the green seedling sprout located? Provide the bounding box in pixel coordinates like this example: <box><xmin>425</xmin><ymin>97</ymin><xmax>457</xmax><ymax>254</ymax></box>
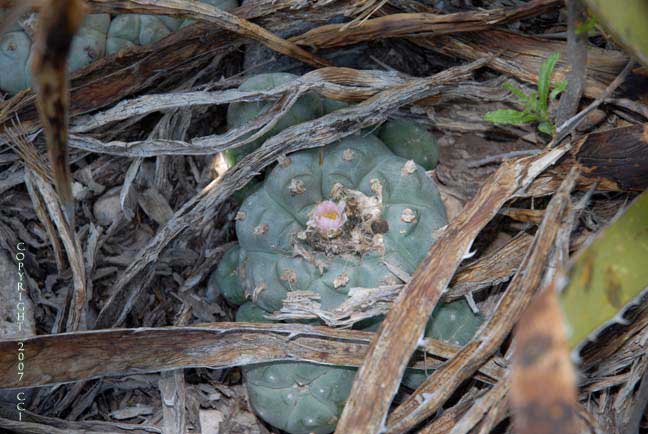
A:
<box><xmin>485</xmin><ymin>52</ymin><xmax>568</xmax><ymax>135</ymax></box>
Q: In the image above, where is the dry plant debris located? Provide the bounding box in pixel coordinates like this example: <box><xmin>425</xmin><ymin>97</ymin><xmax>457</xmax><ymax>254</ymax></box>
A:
<box><xmin>0</xmin><ymin>0</ymin><xmax>646</xmax><ymax>433</ymax></box>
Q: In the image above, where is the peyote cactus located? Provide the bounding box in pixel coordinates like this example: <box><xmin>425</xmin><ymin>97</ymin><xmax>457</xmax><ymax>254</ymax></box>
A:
<box><xmin>69</xmin><ymin>14</ymin><xmax>111</xmax><ymax>72</ymax></box>
<box><xmin>234</xmin><ymin>134</ymin><xmax>446</xmax><ymax>312</ymax></box>
<box><xmin>0</xmin><ymin>12</ymin><xmax>110</xmax><ymax>94</ymax></box>
<box><xmin>235</xmin><ymin>300</ymin><xmax>270</xmax><ymax>323</ymax></box>
<box><xmin>237</xmin><ymin>297</ymin><xmax>481</xmax><ymax>434</ymax></box>
<box><xmin>245</xmin><ymin>362</ymin><xmax>357</xmax><ymax>434</ymax></box>
<box><xmin>207</xmin><ymin>244</ymin><xmax>246</xmax><ymax>306</ymax></box>
<box><xmin>378</xmin><ymin>118</ymin><xmax>439</xmax><ymax>170</ymax></box>
<box><xmin>106</xmin><ymin>14</ymin><xmax>177</xmax><ymax>54</ymax></box>
<box><xmin>225</xmin><ymin>72</ymin><xmax>324</xmax><ymax>166</ymax></box>
<box><xmin>0</xmin><ymin>27</ymin><xmax>32</xmax><ymax>94</ymax></box>
<box><xmin>207</xmin><ymin>133</ymin><xmax>482</xmax><ymax>433</ymax></box>
<box><xmin>0</xmin><ymin>0</ymin><xmax>239</xmax><ymax>94</ymax></box>
<box><xmin>107</xmin><ymin>0</ymin><xmax>238</xmax><ymax>55</ymax></box>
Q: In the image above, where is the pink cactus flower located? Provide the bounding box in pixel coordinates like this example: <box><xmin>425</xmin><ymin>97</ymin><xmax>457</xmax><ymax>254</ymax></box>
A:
<box><xmin>308</xmin><ymin>200</ymin><xmax>347</xmax><ymax>236</ymax></box>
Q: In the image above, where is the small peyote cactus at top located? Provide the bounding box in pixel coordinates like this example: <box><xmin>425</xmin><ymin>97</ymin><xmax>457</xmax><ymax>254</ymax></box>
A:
<box><xmin>224</xmin><ymin>72</ymin><xmax>324</xmax><ymax>166</ymax></box>
<box><xmin>0</xmin><ymin>12</ymin><xmax>110</xmax><ymax>94</ymax></box>
<box><xmin>0</xmin><ymin>0</ymin><xmax>239</xmax><ymax>94</ymax></box>
<box><xmin>0</xmin><ymin>24</ymin><xmax>33</xmax><ymax>94</ymax></box>
<box><xmin>69</xmin><ymin>14</ymin><xmax>111</xmax><ymax>72</ymax></box>
<box><xmin>207</xmin><ymin>133</ymin><xmax>482</xmax><ymax>434</ymax></box>
<box><xmin>107</xmin><ymin>0</ymin><xmax>238</xmax><ymax>54</ymax></box>
<box><xmin>222</xmin><ymin>74</ymin><xmax>440</xmax><ymax>172</ymax></box>
<box><xmin>106</xmin><ymin>14</ymin><xmax>177</xmax><ymax>55</ymax></box>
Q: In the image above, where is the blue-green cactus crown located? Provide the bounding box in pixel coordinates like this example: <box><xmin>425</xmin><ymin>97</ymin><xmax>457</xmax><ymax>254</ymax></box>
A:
<box><xmin>206</xmin><ymin>131</ymin><xmax>481</xmax><ymax>434</ymax></box>
<box><xmin>234</xmin><ymin>134</ymin><xmax>446</xmax><ymax>312</ymax></box>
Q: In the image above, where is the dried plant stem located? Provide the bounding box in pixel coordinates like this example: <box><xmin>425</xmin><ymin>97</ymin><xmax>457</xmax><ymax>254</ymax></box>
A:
<box><xmin>88</xmin><ymin>0</ymin><xmax>330</xmax><ymax>68</ymax></box>
<box><xmin>31</xmin><ymin>0</ymin><xmax>85</xmax><ymax>228</ymax></box>
<box><xmin>334</xmin><ymin>144</ymin><xmax>570</xmax><ymax>434</ymax></box>
<box><xmin>382</xmin><ymin>162</ymin><xmax>578</xmax><ymax>434</ymax></box>
<box><xmin>0</xmin><ymin>322</ymin><xmax>502</xmax><ymax>389</ymax></box>
<box><xmin>556</xmin><ymin>0</ymin><xmax>588</xmax><ymax>125</ymax></box>
<box><xmin>25</xmin><ymin>172</ymin><xmax>88</xmax><ymax>331</ymax></box>
<box><xmin>292</xmin><ymin>0</ymin><xmax>561</xmax><ymax>48</ymax></box>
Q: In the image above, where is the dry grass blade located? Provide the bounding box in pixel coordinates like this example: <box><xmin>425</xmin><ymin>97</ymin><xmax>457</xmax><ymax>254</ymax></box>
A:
<box><xmin>555</xmin><ymin>60</ymin><xmax>634</xmax><ymax>143</ymax></box>
<box><xmin>382</xmin><ymin>166</ymin><xmax>579</xmax><ymax>434</ymax></box>
<box><xmin>68</xmin><ymin>89</ymin><xmax>302</xmax><ymax>158</ymax></box>
<box><xmin>418</xmin><ymin>399</ymin><xmax>477</xmax><ymax>434</ymax></box>
<box><xmin>334</xmin><ymin>145</ymin><xmax>570</xmax><ymax>434</ymax></box>
<box><xmin>0</xmin><ymin>411</ymin><xmax>160</xmax><ymax>434</ymax></box>
<box><xmin>4</xmin><ymin>124</ymin><xmax>67</xmax><ymax>272</ymax></box>
<box><xmin>511</xmin><ymin>279</ymin><xmax>580</xmax><ymax>434</ymax></box>
<box><xmin>292</xmin><ymin>0</ymin><xmax>561</xmax><ymax>48</ymax></box>
<box><xmin>446</xmin><ymin>231</ymin><xmax>533</xmax><ymax>300</ymax></box>
<box><xmin>0</xmin><ymin>323</ymin><xmax>500</xmax><ymax>389</ymax></box>
<box><xmin>341</xmin><ymin>0</ymin><xmax>388</xmax><ymax>30</ymax></box>
<box><xmin>25</xmin><ymin>172</ymin><xmax>88</xmax><ymax>331</ymax></box>
<box><xmin>88</xmin><ymin>0</ymin><xmax>330</xmax><ymax>68</ymax></box>
<box><xmin>438</xmin><ymin>378</ymin><xmax>509</xmax><ymax>434</ymax></box>
<box><xmin>419</xmin><ymin>29</ymin><xmax>627</xmax><ymax>99</ymax></box>
<box><xmin>70</xmin><ymin>68</ymin><xmax>407</xmax><ymax>133</ymax></box>
<box><xmin>4</xmin><ymin>121</ymin><xmax>52</xmax><ymax>183</ymax></box>
<box><xmin>14</xmin><ymin>121</ymin><xmax>88</xmax><ymax>331</ymax></box>
<box><xmin>31</xmin><ymin>0</ymin><xmax>86</xmax><ymax>227</ymax></box>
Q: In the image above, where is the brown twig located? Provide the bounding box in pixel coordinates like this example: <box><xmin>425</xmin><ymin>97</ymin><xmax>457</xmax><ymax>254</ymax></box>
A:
<box><xmin>0</xmin><ymin>405</ymin><xmax>162</xmax><ymax>434</ymax></box>
<box><xmin>24</xmin><ymin>172</ymin><xmax>88</xmax><ymax>331</ymax></box>
<box><xmin>381</xmin><ymin>152</ymin><xmax>577</xmax><ymax>434</ymax></box>
<box><xmin>555</xmin><ymin>0</ymin><xmax>588</xmax><ymax>126</ymax></box>
<box><xmin>31</xmin><ymin>0</ymin><xmax>86</xmax><ymax>228</ymax></box>
<box><xmin>418</xmin><ymin>29</ymin><xmax>628</xmax><ymax>100</ymax></box>
<box><xmin>0</xmin><ymin>322</ymin><xmax>503</xmax><ymax>389</ymax></box>
<box><xmin>512</xmin><ymin>268</ymin><xmax>580</xmax><ymax>433</ymax></box>
<box><xmin>442</xmin><ymin>378</ymin><xmax>509</xmax><ymax>434</ymax></box>
<box><xmin>89</xmin><ymin>0</ymin><xmax>330</xmax><ymax>68</ymax></box>
<box><xmin>555</xmin><ymin>60</ymin><xmax>635</xmax><ymax>143</ymax></box>
<box><xmin>292</xmin><ymin>0</ymin><xmax>561</xmax><ymax>48</ymax></box>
